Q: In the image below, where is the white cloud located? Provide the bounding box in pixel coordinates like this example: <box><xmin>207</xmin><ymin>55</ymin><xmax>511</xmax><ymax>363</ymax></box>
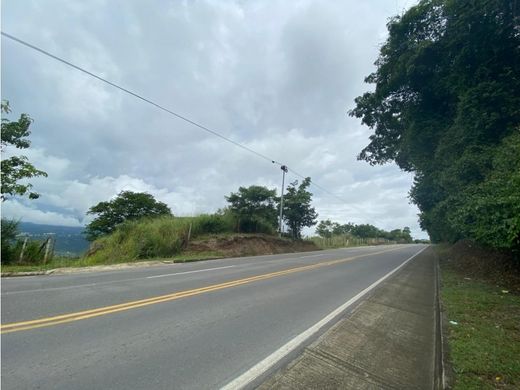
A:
<box><xmin>1</xmin><ymin>199</ymin><xmax>83</xmax><ymax>227</ymax></box>
<box><xmin>1</xmin><ymin>0</ymin><xmax>427</xmax><ymax>239</ymax></box>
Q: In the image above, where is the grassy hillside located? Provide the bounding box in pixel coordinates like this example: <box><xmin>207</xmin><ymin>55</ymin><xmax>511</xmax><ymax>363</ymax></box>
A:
<box><xmin>69</xmin><ymin>214</ymin><xmax>316</xmax><ymax>267</ymax></box>
<box><xmin>86</xmin><ymin>214</ymin><xmax>237</xmax><ymax>265</ymax></box>
<box><xmin>3</xmin><ymin>214</ymin><xmax>315</xmax><ymax>273</ymax></box>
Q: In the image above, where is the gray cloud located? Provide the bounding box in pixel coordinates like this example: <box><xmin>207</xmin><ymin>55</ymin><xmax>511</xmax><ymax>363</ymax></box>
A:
<box><xmin>1</xmin><ymin>0</ymin><xmax>425</xmax><ymax>238</ymax></box>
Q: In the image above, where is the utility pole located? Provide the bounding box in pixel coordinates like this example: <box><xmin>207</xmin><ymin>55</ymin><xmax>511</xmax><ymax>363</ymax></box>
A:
<box><xmin>278</xmin><ymin>165</ymin><xmax>288</xmax><ymax>237</ymax></box>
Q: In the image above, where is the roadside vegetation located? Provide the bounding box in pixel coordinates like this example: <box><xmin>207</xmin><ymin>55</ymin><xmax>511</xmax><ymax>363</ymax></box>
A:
<box><xmin>84</xmin><ymin>190</ymin><xmax>172</xmax><ymax>241</ymax></box>
<box><xmin>0</xmin><ymin>250</ymin><xmax>224</xmax><ymax>274</ymax></box>
<box><xmin>311</xmin><ymin>219</ymin><xmax>418</xmax><ymax>249</ymax></box>
<box><xmin>1</xmin><ymin>182</ymin><xmax>320</xmax><ymax>270</ymax></box>
<box><xmin>80</xmin><ymin>183</ymin><xmax>319</xmax><ymax>265</ymax></box>
<box><xmin>351</xmin><ymin>2</ymin><xmax>519</xmax><ymax>388</ymax></box>
<box><xmin>1</xmin><ymin>100</ymin><xmax>47</xmax><ymax>200</ymax></box>
<box><xmin>350</xmin><ymin>0</ymin><xmax>519</xmax><ymax>253</ymax></box>
<box><xmin>2</xmin><ymin>188</ymin><xmax>415</xmax><ymax>272</ymax></box>
<box><xmin>86</xmin><ymin>214</ymin><xmax>236</xmax><ymax>265</ymax></box>
<box><xmin>437</xmin><ymin>242</ymin><xmax>520</xmax><ymax>389</ymax></box>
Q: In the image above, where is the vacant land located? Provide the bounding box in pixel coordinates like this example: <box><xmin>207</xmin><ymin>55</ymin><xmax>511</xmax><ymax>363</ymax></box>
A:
<box><xmin>438</xmin><ymin>242</ymin><xmax>520</xmax><ymax>389</ymax></box>
<box><xmin>1</xmin><ymin>234</ymin><xmax>319</xmax><ymax>275</ymax></box>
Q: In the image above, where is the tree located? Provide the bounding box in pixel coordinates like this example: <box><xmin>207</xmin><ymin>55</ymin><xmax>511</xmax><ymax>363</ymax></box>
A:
<box><xmin>85</xmin><ymin>191</ymin><xmax>172</xmax><ymax>240</ymax></box>
<box><xmin>350</xmin><ymin>0</ymin><xmax>520</xmax><ymax>250</ymax></box>
<box><xmin>386</xmin><ymin>227</ymin><xmax>413</xmax><ymax>243</ymax></box>
<box><xmin>1</xmin><ymin>100</ymin><xmax>48</xmax><ymax>200</ymax></box>
<box><xmin>316</xmin><ymin>220</ymin><xmax>336</xmax><ymax>238</ymax></box>
<box><xmin>225</xmin><ymin>185</ymin><xmax>278</xmax><ymax>233</ymax></box>
<box><xmin>315</xmin><ymin>219</ymin><xmax>414</xmax><ymax>242</ymax></box>
<box><xmin>333</xmin><ymin>223</ymin><xmax>354</xmax><ymax>236</ymax></box>
<box><xmin>350</xmin><ymin>224</ymin><xmax>382</xmax><ymax>239</ymax></box>
<box><xmin>283</xmin><ymin>178</ymin><xmax>318</xmax><ymax>239</ymax></box>
<box><xmin>316</xmin><ymin>220</ymin><xmax>353</xmax><ymax>238</ymax></box>
<box><xmin>402</xmin><ymin>227</ymin><xmax>413</xmax><ymax>243</ymax></box>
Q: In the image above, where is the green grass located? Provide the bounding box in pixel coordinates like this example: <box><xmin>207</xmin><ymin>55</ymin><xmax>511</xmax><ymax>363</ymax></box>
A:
<box><xmin>1</xmin><ymin>214</ymin><xmax>238</xmax><ymax>272</ymax></box>
<box><xmin>1</xmin><ymin>251</ymin><xmax>225</xmax><ymax>274</ymax></box>
<box><xmin>1</xmin><ymin>214</ymin><xmax>308</xmax><ymax>274</ymax></box>
<box><xmin>1</xmin><ymin>256</ymin><xmax>87</xmax><ymax>273</ymax></box>
<box><xmin>70</xmin><ymin>214</ymin><xmax>236</xmax><ymax>265</ymax></box>
<box><xmin>440</xmin><ymin>266</ymin><xmax>520</xmax><ymax>389</ymax></box>
<box><xmin>170</xmin><ymin>251</ymin><xmax>225</xmax><ymax>263</ymax></box>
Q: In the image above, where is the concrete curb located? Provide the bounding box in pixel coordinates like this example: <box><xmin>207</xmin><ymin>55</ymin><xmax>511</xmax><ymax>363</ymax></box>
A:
<box><xmin>434</xmin><ymin>252</ymin><xmax>443</xmax><ymax>389</ymax></box>
<box><xmin>1</xmin><ymin>270</ymin><xmax>53</xmax><ymax>277</ymax></box>
<box><xmin>435</xmin><ymin>252</ymin><xmax>454</xmax><ymax>389</ymax></box>
<box><xmin>0</xmin><ymin>260</ymin><xmax>180</xmax><ymax>278</ymax></box>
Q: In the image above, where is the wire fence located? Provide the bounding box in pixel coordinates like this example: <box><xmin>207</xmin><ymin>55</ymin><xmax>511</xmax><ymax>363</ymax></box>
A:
<box><xmin>309</xmin><ymin>235</ymin><xmax>398</xmax><ymax>249</ymax></box>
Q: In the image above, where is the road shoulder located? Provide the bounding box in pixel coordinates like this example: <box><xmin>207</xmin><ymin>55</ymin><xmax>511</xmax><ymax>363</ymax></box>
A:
<box><xmin>258</xmin><ymin>247</ymin><xmax>439</xmax><ymax>389</ymax></box>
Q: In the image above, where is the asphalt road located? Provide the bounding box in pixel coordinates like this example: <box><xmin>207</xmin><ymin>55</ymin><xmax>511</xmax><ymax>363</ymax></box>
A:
<box><xmin>1</xmin><ymin>244</ymin><xmax>426</xmax><ymax>390</ymax></box>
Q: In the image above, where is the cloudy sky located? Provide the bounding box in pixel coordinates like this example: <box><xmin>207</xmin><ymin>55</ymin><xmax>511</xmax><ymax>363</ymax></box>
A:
<box><xmin>1</xmin><ymin>0</ymin><xmax>426</xmax><ymax>238</ymax></box>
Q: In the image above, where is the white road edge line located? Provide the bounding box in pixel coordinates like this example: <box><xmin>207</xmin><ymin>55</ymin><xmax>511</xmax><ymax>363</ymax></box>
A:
<box><xmin>146</xmin><ymin>265</ymin><xmax>236</xmax><ymax>279</ymax></box>
<box><xmin>220</xmin><ymin>245</ymin><xmax>429</xmax><ymax>390</ymax></box>
<box><xmin>300</xmin><ymin>254</ymin><xmax>324</xmax><ymax>258</ymax></box>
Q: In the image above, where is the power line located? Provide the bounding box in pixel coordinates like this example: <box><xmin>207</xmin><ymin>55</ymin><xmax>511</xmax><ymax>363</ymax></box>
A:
<box><xmin>1</xmin><ymin>31</ymin><xmax>348</xmax><ymax>203</ymax></box>
<box><xmin>1</xmin><ymin>31</ymin><xmax>280</xmax><ymax>166</ymax></box>
<box><xmin>287</xmin><ymin>167</ymin><xmax>349</xmax><ymax>204</ymax></box>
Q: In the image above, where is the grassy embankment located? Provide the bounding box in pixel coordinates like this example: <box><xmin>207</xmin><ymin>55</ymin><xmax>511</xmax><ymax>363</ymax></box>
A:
<box><xmin>2</xmin><ymin>215</ymin><xmax>236</xmax><ymax>272</ymax></box>
<box><xmin>2</xmin><ymin>215</ymin><xmax>410</xmax><ymax>274</ymax></box>
<box><xmin>2</xmin><ymin>215</ymin><xmax>316</xmax><ymax>273</ymax></box>
<box><xmin>437</xmin><ymin>242</ymin><xmax>520</xmax><ymax>389</ymax></box>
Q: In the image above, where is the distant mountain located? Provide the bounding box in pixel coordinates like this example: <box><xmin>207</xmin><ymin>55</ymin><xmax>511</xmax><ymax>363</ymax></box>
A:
<box><xmin>17</xmin><ymin>222</ymin><xmax>90</xmax><ymax>256</ymax></box>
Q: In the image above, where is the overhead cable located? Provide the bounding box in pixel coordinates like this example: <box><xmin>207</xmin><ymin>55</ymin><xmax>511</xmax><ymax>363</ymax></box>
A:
<box><xmin>2</xmin><ymin>31</ymin><xmax>347</xmax><ymax>203</ymax></box>
<box><xmin>287</xmin><ymin>167</ymin><xmax>349</xmax><ymax>203</ymax></box>
<box><xmin>1</xmin><ymin>31</ymin><xmax>280</xmax><ymax>165</ymax></box>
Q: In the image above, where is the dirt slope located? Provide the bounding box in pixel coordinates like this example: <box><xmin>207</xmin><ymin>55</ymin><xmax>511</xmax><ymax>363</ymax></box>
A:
<box><xmin>187</xmin><ymin>234</ymin><xmax>319</xmax><ymax>257</ymax></box>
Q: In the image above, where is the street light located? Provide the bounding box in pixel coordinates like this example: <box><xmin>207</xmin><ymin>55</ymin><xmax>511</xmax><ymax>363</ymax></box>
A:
<box><xmin>279</xmin><ymin>165</ymin><xmax>288</xmax><ymax>236</ymax></box>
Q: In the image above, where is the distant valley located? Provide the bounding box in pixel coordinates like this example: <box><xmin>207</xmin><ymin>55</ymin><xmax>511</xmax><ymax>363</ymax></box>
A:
<box><xmin>17</xmin><ymin>222</ymin><xmax>89</xmax><ymax>256</ymax></box>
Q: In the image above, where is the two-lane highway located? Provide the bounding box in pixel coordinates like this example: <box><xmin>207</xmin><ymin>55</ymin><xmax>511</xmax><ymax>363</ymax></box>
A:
<box><xmin>1</xmin><ymin>244</ymin><xmax>426</xmax><ymax>389</ymax></box>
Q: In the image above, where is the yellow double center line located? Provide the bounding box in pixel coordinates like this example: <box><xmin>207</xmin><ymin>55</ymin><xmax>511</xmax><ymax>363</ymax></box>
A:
<box><xmin>1</xmin><ymin>247</ymin><xmax>401</xmax><ymax>334</ymax></box>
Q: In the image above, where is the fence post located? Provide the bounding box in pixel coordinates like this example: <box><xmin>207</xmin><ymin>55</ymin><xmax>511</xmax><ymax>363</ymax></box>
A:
<box><xmin>43</xmin><ymin>236</ymin><xmax>55</xmax><ymax>264</ymax></box>
<box><xmin>18</xmin><ymin>236</ymin><xmax>28</xmax><ymax>264</ymax></box>
<box><xmin>187</xmin><ymin>223</ymin><xmax>192</xmax><ymax>243</ymax></box>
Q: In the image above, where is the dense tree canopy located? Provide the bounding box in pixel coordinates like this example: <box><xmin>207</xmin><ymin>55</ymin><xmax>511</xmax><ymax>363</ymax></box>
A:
<box><xmin>316</xmin><ymin>220</ymin><xmax>412</xmax><ymax>242</ymax></box>
<box><xmin>85</xmin><ymin>191</ymin><xmax>172</xmax><ymax>240</ymax></box>
<box><xmin>283</xmin><ymin>178</ymin><xmax>318</xmax><ymax>239</ymax></box>
<box><xmin>350</xmin><ymin>0</ymin><xmax>520</xmax><ymax>250</ymax></box>
<box><xmin>1</xmin><ymin>100</ymin><xmax>48</xmax><ymax>200</ymax></box>
<box><xmin>225</xmin><ymin>185</ymin><xmax>278</xmax><ymax>233</ymax></box>
<box><xmin>316</xmin><ymin>220</ymin><xmax>354</xmax><ymax>238</ymax></box>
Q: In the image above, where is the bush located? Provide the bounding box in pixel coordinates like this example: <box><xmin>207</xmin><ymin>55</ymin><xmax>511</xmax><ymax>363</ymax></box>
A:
<box><xmin>192</xmin><ymin>213</ymin><xmax>234</xmax><ymax>235</ymax></box>
<box><xmin>14</xmin><ymin>239</ymin><xmax>45</xmax><ymax>264</ymax></box>
<box><xmin>449</xmin><ymin>132</ymin><xmax>520</xmax><ymax>251</ymax></box>
<box><xmin>237</xmin><ymin>217</ymin><xmax>276</xmax><ymax>235</ymax></box>
<box><xmin>1</xmin><ymin>218</ymin><xmax>19</xmax><ymax>263</ymax></box>
<box><xmin>1</xmin><ymin>218</ymin><xmax>49</xmax><ymax>265</ymax></box>
<box><xmin>87</xmin><ymin>216</ymin><xmax>187</xmax><ymax>264</ymax></box>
